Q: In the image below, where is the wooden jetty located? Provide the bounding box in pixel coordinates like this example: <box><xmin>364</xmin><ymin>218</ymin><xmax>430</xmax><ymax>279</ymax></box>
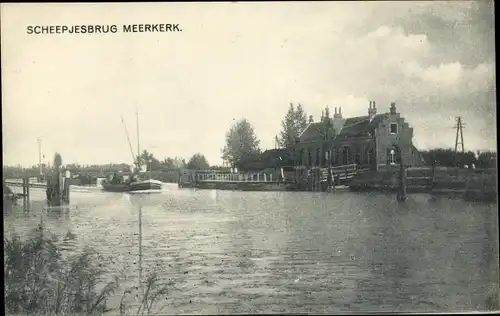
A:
<box><xmin>4</xmin><ymin>171</ymin><xmax>72</xmax><ymax>211</ymax></box>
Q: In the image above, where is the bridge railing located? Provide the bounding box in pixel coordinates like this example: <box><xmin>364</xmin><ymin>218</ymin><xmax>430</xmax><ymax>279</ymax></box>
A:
<box><xmin>195</xmin><ymin>172</ymin><xmax>276</xmax><ymax>183</ymax></box>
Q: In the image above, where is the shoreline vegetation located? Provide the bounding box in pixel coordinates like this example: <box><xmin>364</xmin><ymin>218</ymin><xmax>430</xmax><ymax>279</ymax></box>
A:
<box><xmin>4</xmin><ymin>224</ymin><xmax>172</xmax><ymax>316</ymax></box>
<box><xmin>3</xmin><ymin>104</ymin><xmax>496</xmax><ymax>182</ymax></box>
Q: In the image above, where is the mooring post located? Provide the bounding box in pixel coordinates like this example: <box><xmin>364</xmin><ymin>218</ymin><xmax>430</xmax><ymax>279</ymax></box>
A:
<box><xmin>317</xmin><ymin>168</ymin><xmax>321</xmax><ymax>191</ymax></box>
<box><xmin>23</xmin><ymin>177</ymin><xmax>30</xmax><ymax>211</ymax></box>
<box><xmin>328</xmin><ymin>167</ymin><xmax>334</xmax><ymax>192</ymax></box>
<box><xmin>26</xmin><ymin>178</ymin><xmax>30</xmax><ymax>210</ymax></box>
<box><xmin>59</xmin><ymin>172</ymin><xmax>64</xmax><ymax>206</ymax></box>
<box><xmin>22</xmin><ymin>178</ymin><xmax>26</xmax><ymax>208</ymax></box>
<box><xmin>397</xmin><ymin>163</ymin><xmax>407</xmax><ymax>202</ymax></box>
<box><xmin>46</xmin><ymin>172</ymin><xmax>63</xmax><ymax>207</ymax></box>
<box><xmin>63</xmin><ymin>170</ymin><xmax>71</xmax><ymax>204</ymax></box>
<box><xmin>464</xmin><ymin>164</ymin><xmax>474</xmax><ymax>199</ymax></box>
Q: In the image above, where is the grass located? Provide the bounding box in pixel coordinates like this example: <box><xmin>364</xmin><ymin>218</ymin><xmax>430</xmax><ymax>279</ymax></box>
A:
<box><xmin>4</xmin><ymin>224</ymin><xmax>172</xmax><ymax>315</ymax></box>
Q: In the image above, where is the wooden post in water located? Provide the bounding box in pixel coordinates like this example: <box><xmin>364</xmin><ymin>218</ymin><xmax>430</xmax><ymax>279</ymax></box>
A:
<box><xmin>328</xmin><ymin>167</ymin><xmax>334</xmax><ymax>192</ymax></box>
<box><xmin>464</xmin><ymin>165</ymin><xmax>474</xmax><ymax>200</ymax></box>
<box><xmin>316</xmin><ymin>168</ymin><xmax>321</xmax><ymax>191</ymax></box>
<box><xmin>431</xmin><ymin>160</ymin><xmax>437</xmax><ymax>189</ymax></box>
<box><xmin>46</xmin><ymin>171</ymin><xmax>69</xmax><ymax>207</ymax></box>
<box><xmin>397</xmin><ymin>163</ymin><xmax>407</xmax><ymax>202</ymax></box>
<box><xmin>23</xmin><ymin>177</ymin><xmax>30</xmax><ymax>212</ymax></box>
<box><xmin>63</xmin><ymin>171</ymin><xmax>71</xmax><ymax>204</ymax></box>
<box><xmin>307</xmin><ymin>169</ymin><xmax>312</xmax><ymax>191</ymax></box>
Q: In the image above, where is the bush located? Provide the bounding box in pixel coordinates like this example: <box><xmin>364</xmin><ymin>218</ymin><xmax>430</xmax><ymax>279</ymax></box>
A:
<box><xmin>4</xmin><ymin>225</ymin><xmax>171</xmax><ymax>315</ymax></box>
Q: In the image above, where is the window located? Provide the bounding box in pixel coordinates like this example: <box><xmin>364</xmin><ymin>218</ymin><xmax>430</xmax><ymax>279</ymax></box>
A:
<box><xmin>387</xmin><ymin>146</ymin><xmax>400</xmax><ymax>165</ymax></box>
<box><xmin>390</xmin><ymin>123</ymin><xmax>398</xmax><ymax>134</ymax></box>
<box><xmin>389</xmin><ymin>149</ymin><xmax>396</xmax><ymax>164</ymax></box>
<box><xmin>342</xmin><ymin>146</ymin><xmax>351</xmax><ymax>165</ymax></box>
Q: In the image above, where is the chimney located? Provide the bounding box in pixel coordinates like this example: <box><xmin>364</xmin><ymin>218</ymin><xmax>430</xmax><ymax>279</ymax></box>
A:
<box><xmin>390</xmin><ymin>102</ymin><xmax>397</xmax><ymax>114</ymax></box>
<box><xmin>368</xmin><ymin>100</ymin><xmax>377</xmax><ymax>119</ymax></box>
<box><xmin>308</xmin><ymin>115</ymin><xmax>314</xmax><ymax>123</ymax></box>
<box><xmin>321</xmin><ymin>110</ymin><xmax>324</xmax><ymax>121</ymax></box>
<box><xmin>333</xmin><ymin>106</ymin><xmax>342</xmax><ymax>119</ymax></box>
<box><xmin>325</xmin><ymin>106</ymin><xmax>330</xmax><ymax>119</ymax></box>
<box><xmin>339</xmin><ymin>107</ymin><xmax>342</xmax><ymax>118</ymax></box>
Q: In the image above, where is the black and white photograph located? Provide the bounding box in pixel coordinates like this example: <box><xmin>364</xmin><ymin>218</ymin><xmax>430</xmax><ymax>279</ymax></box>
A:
<box><xmin>2</xmin><ymin>1</ymin><xmax>498</xmax><ymax>315</ymax></box>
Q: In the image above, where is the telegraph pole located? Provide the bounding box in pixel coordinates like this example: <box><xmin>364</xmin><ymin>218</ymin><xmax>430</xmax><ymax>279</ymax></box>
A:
<box><xmin>453</xmin><ymin>116</ymin><xmax>466</xmax><ymax>166</ymax></box>
<box><xmin>453</xmin><ymin>116</ymin><xmax>466</xmax><ymax>153</ymax></box>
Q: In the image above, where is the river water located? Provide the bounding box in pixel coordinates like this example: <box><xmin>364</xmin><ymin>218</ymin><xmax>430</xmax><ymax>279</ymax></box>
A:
<box><xmin>3</xmin><ymin>184</ymin><xmax>499</xmax><ymax>314</ymax></box>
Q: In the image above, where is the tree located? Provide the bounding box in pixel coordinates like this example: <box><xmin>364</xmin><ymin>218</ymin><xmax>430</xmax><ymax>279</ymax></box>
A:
<box><xmin>161</xmin><ymin>158</ymin><xmax>176</xmax><ymax>169</ymax></box>
<box><xmin>136</xmin><ymin>150</ymin><xmax>160</xmax><ymax>171</ymax></box>
<box><xmin>221</xmin><ymin>118</ymin><xmax>261</xmax><ymax>168</ymax></box>
<box><xmin>161</xmin><ymin>157</ymin><xmax>186</xmax><ymax>170</ymax></box>
<box><xmin>278</xmin><ymin>103</ymin><xmax>308</xmax><ymax>148</ymax></box>
<box><xmin>53</xmin><ymin>153</ymin><xmax>62</xmax><ymax>170</ymax></box>
<box><xmin>186</xmin><ymin>153</ymin><xmax>210</xmax><ymax>170</ymax></box>
<box><xmin>476</xmin><ymin>151</ymin><xmax>497</xmax><ymax>168</ymax></box>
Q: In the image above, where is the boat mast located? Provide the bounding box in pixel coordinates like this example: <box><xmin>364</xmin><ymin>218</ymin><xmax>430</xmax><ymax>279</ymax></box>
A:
<box><xmin>136</xmin><ymin>106</ymin><xmax>140</xmax><ymax>169</ymax></box>
<box><xmin>121</xmin><ymin>115</ymin><xmax>136</xmax><ymax>166</ymax></box>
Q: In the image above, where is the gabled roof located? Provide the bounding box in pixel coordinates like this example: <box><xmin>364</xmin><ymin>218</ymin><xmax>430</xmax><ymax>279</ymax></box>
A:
<box><xmin>299</xmin><ymin>118</ymin><xmax>347</xmax><ymax>142</ymax></box>
<box><xmin>298</xmin><ymin>122</ymin><xmax>325</xmax><ymax>142</ymax></box>
<box><xmin>298</xmin><ymin>114</ymin><xmax>390</xmax><ymax>141</ymax></box>
<box><xmin>338</xmin><ymin>114</ymin><xmax>389</xmax><ymax>137</ymax></box>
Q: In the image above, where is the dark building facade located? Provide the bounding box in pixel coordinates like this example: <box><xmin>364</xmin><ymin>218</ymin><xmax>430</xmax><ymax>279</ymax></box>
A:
<box><xmin>264</xmin><ymin>101</ymin><xmax>423</xmax><ymax>170</ymax></box>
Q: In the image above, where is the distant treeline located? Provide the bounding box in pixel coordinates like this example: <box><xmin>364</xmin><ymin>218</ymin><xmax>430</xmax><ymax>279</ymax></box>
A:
<box><xmin>3</xmin><ymin>159</ymin><xmax>230</xmax><ymax>183</ymax></box>
<box><xmin>3</xmin><ymin>148</ymin><xmax>496</xmax><ymax>182</ymax></box>
<box><xmin>420</xmin><ymin>149</ymin><xmax>496</xmax><ymax>168</ymax></box>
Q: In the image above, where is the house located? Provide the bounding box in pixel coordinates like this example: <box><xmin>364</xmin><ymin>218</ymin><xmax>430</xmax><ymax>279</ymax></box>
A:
<box><xmin>263</xmin><ymin>101</ymin><xmax>424</xmax><ymax>170</ymax></box>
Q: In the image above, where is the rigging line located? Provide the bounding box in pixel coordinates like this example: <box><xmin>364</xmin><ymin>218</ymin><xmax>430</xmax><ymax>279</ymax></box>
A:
<box><xmin>121</xmin><ymin>115</ymin><xmax>137</xmax><ymax>165</ymax></box>
<box><xmin>136</xmin><ymin>106</ymin><xmax>140</xmax><ymax>165</ymax></box>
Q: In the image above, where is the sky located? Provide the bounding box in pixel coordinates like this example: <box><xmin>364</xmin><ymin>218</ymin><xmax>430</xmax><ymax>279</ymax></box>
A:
<box><xmin>1</xmin><ymin>1</ymin><xmax>496</xmax><ymax>167</ymax></box>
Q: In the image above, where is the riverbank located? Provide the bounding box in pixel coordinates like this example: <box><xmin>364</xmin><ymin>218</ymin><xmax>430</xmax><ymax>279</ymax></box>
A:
<box><xmin>349</xmin><ymin>166</ymin><xmax>497</xmax><ymax>202</ymax></box>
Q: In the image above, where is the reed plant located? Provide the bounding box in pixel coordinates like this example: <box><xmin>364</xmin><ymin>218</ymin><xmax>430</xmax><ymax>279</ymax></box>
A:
<box><xmin>4</xmin><ymin>224</ymin><xmax>171</xmax><ymax>315</ymax></box>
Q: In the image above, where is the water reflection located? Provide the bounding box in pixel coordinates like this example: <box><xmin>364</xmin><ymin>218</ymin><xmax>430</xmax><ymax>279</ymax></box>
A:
<box><xmin>3</xmin><ymin>188</ymin><xmax>498</xmax><ymax>314</ymax></box>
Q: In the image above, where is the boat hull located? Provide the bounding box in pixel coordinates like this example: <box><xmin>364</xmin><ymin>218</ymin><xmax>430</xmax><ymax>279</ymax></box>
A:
<box><xmin>130</xmin><ymin>179</ymin><xmax>163</xmax><ymax>191</ymax></box>
<box><xmin>101</xmin><ymin>179</ymin><xmax>162</xmax><ymax>192</ymax></box>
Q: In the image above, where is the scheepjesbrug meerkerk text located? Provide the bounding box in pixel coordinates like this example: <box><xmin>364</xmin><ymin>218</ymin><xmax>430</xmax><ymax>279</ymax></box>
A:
<box><xmin>26</xmin><ymin>24</ymin><xmax>182</xmax><ymax>35</ymax></box>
